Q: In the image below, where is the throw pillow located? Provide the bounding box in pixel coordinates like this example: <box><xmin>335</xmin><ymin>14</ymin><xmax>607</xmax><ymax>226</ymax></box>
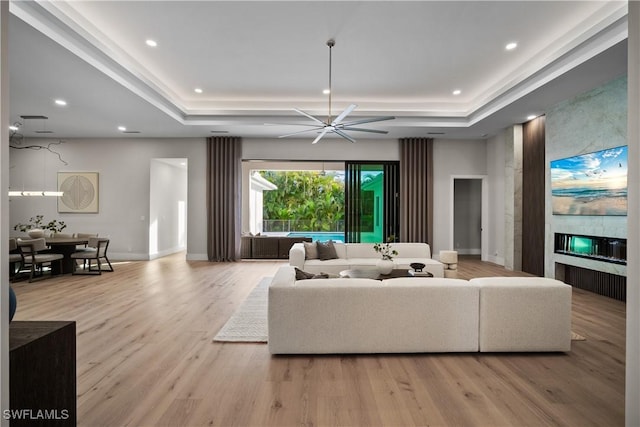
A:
<box><xmin>316</xmin><ymin>240</ymin><xmax>338</xmax><ymax>260</ymax></box>
<box><xmin>303</xmin><ymin>241</ymin><xmax>319</xmax><ymax>259</ymax></box>
<box><xmin>295</xmin><ymin>268</ymin><xmax>316</xmax><ymax>280</ymax></box>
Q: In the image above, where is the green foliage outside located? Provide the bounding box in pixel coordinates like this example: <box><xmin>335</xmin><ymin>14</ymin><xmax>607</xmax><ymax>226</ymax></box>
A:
<box><xmin>261</xmin><ymin>171</ymin><xmax>345</xmax><ymax>231</ymax></box>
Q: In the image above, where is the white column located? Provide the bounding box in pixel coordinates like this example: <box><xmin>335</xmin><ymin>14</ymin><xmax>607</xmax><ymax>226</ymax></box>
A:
<box><xmin>0</xmin><ymin>1</ymin><xmax>10</xmax><ymax>424</ymax></box>
<box><xmin>626</xmin><ymin>2</ymin><xmax>640</xmax><ymax>426</ymax></box>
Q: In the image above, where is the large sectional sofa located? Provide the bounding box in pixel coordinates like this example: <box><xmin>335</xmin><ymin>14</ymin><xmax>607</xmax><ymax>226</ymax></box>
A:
<box><xmin>289</xmin><ymin>241</ymin><xmax>445</xmax><ymax>277</ymax></box>
<box><xmin>268</xmin><ymin>266</ymin><xmax>572</xmax><ymax>354</ymax></box>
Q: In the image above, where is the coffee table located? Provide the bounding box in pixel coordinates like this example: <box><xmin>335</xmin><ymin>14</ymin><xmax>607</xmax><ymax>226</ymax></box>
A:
<box><xmin>339</xmin><ymin>268</ymin><xmax>432</xmax><ymax>280</ymax></box>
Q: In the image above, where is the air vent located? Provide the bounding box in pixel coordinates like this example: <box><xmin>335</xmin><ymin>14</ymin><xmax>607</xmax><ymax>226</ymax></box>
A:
<box><xmin>123</xmin><ymin>131</ymin><xmax>141</xmax><ymax>134</ymax></box>
<box><xmin>427</xmin><ymin>132</ymin><xmax>445</xmax><ymax>135</ymax></box>
<box><xmin>210</xmin><ymin>130</ymin><xmax>229</xmax><ymax>134</ymax></box>
<box><xmin>20</xmin><ymin>115</ymin><xmax>48</xmax><ymax>120</ymax></box>
<box><xmin>35</xmin><ymin>130</ymin><xmax>54</xmax><ymax>134</ymax></box>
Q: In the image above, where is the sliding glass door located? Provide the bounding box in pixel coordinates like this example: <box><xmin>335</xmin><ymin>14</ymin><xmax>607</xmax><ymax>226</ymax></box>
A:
<box><xmin>345</xmin><ymin>162</ymin><xmax>399</xmax><ymax>243</ymax></box>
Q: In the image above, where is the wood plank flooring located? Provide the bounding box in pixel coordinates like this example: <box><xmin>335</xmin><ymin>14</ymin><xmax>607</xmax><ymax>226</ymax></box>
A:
<box><xmin>10</xmin><ymin>254</ymin><xmax>625</xmax><ymax>426</ymax></box>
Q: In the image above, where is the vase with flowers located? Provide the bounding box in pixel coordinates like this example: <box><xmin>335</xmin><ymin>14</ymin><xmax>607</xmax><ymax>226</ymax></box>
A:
<box><xmin>14</xmin><ymin>215</ymin><xmax>67</xmax><ymax>238</ymax></box>
<box><xmin>373</xmin><ymin>235</ymin><xmax>398</xmax><ymax>274</ymax></box>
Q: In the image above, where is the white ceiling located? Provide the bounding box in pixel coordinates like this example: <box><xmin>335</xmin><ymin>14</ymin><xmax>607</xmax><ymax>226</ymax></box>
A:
<box><xmin>7</xmin><ymin>1</ymin><xmax>628</xmax><ymax>142</ymax></box>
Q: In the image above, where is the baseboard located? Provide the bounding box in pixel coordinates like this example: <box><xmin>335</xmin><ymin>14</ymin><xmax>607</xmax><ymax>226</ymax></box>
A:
<box><xmin>149</xmin><ymin>246</ymin><xmax>186</xmax><ymax>260</ymax></box>
<box><xmin>456</xmin><ymin>248</ymin><xmax>481</xmax><ymax>255</ymax></box>
<box><xmin>487</xmin><ymin>255</ymin><xmax>505</xmax><ymax>266</ymax></box>
<box><xmin>109</xmin><ymin>252</ymin><xmax>150</xmax><ymax>261</ymax></box>
<box><xmin>186</xmin><ymin>253</ymin><xmax>208</xmax><ymax>261</ymax></box>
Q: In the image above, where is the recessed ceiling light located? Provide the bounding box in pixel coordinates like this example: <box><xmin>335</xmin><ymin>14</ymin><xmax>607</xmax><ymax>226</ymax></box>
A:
<box><xmin>194</xmin><ymin>88</ymin><xmax>203</xmax><ymax>94</ymax></box>
<box><xmin>505</xmin><ymin>42</ymin><xmax>518</xmax><ymax>51</ymax></box>
<box><xmin>452</xmin><ymin>89</ymin><xmax>461</xmax><ymax>96</ymax></box>
<box><xmin>54</xmin><ymin>99</ymin><xmax>67</xmax><ymax>106</ymax></box>
<box><xmin>527</xmin><ymin>115</ymin><xmax>537</xmax><ymax>120</ymax></box>
<box><xmin>118</xmin><ymin>126</ymin><xmax>126</xmax><ymax>131</ymax></box>
<box><xmin>322</xmin><ymin>89</ymin><xmax>331</xmax><ymax>95</ymax></box>
<box><xmin>145</xmin><ymin>39</ymin><xmax>158</xmax><ymax>47</ymax></box>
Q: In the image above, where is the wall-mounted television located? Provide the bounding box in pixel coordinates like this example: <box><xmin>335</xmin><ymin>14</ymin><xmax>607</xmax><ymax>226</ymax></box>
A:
<box><xmin>550</xmin><ymin>145</ymin><xmax>627</xmax><ymax>216</ymax></box>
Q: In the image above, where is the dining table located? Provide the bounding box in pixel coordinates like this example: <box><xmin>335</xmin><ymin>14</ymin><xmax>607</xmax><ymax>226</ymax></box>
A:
<box><xmin>45</xmin><ymin>237</ymin><xmax>89</xmax><ymax>274</ymax></box>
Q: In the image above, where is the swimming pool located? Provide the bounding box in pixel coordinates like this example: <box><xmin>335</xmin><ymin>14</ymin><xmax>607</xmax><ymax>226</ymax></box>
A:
<box><xmin>287</xmin><ymin>231</ymin><xmax>345</xmax><ymax>242</ymax></box>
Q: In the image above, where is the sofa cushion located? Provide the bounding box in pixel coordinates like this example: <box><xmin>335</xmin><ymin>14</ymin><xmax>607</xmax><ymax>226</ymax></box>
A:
<box><xmin>345</xmin><ymin>243</ymin><xmax>379</xmax><ymax>258</ymax></box>
<box><xmin>295</xmin><ymin>267</ymin><xmax>330</xmax><ymax>280</ymax></box>
<box><xmin>317</xmin><ymin>240</ymin><xmax>339</xmax><ymax>260</ymax></box>
<box><xmin>470</xmin><ymin>277</ymin><xmax>572</xmax><ymax>352</ymax></box>
<box><xmin>295</xmin><ymin>268</ymin><xmax>315</xmax><ymax>280</ymax></box>
<box><xmin>333</xmin><ymin>242</ymin><xmax>347</xmax><ymax>258</ymax></box>
<box><xmin>303</xmin><ymin>241</ymin><xmax>318</xmax><ymax>259</ymax></box>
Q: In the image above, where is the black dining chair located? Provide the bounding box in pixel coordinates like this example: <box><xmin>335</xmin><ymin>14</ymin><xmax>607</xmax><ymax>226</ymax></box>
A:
<box><xmin>70</xmin><ymin>237</ymin><xmax>114</xmax><ymax>275</ymax></box>
<box><xmin>17</xmin><ymin>238</ymin><xmax>65</xmax><ymax>282</ymax></box>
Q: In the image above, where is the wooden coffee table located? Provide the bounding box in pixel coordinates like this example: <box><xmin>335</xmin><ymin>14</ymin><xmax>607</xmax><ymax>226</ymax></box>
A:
<box><xmin>339</xmin><ymin>268</ymin><xmax>432</xmax><ymax>280</ymax></box>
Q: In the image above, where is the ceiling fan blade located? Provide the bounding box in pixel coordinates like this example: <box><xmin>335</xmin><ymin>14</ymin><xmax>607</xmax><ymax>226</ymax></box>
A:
<box><xmin>264</xmin><ymin>122</ymin><xmax>322</xmax><ymax>127</ymax></box>
<box><xmin>331</xmin><ymin>104</ymin><xmax>357</xmax><ymax>126</ymax></box>
<box><xmin>311</xmin><ymin>128</ymin><xmax>329</xmax><ymax>144</ymax></box>
<box><xmin>279</xmin><ymin>127</ymin><xmax>323</xmax><ymax>138</ymax></box>
<box><xmin>294</xmin><ymin>108</ymin><xmax>326</xmax><ymax>125</ymax></box>
<box><xmin>341</xmin><ymin>116</ymin><xmax>396</xmax><ymax>126</ymax></box>
<box><xmin>333</xmin><ymin>128</ymin><xmax>356</xmax><ymax>143</ymax></box>
<box><xmin>341</xmin><ymin>126</ymin><xmax>389</xmax><ymax>134</ymax></box>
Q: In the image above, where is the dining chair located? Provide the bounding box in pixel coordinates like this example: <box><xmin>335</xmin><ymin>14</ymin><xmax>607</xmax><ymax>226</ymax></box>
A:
<box><xmin>51</xmin><ymin>233</ymin><xmax>74</xmax><ymax>238</ymax></box>
<box><xmin>70</xmin><ymin>237</ymin><xmax>114</xmax><ymax>275</ymax></box>
<box><xmin>9</xmin><ymin>238</ymin><xmax>23</xmax><ymax>280</ymax></box>
<box><xmin>73</xmin><ymin>232</ymin><xmax>98</xmax><ymax>250</ymax></box>
<box><xmin>17</xmin><ymin>238</ymin><xmax>65</xmax><ymax>282</ymax></box>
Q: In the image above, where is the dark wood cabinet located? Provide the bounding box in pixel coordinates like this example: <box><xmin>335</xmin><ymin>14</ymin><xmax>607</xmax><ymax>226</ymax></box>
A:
<box><xmin>9</xmin><ymin>321</ymin><xmax>76</xmax><ymax>426</ymax></box>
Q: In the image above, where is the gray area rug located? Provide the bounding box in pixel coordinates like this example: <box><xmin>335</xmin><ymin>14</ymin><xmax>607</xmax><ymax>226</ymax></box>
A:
<box><xmin>213</xmin><ymin>277</ymin><xmax>271</xmax><ymax>343</ymax></box>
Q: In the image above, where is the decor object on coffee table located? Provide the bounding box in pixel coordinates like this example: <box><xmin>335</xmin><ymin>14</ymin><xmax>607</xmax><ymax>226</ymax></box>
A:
<box><xmin>374</xmin><ymin>236</ymin><xmax>398</xmax><ymax>274</ymax></box>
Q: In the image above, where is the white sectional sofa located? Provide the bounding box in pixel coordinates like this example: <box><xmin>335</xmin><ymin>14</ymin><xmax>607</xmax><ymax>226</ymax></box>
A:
<box><xmin>289</xmin><ymin>241</ymin><xmax>445</xmax><ymax>278</ymax></box>
<box><xmin>268</xmin><ymin>266</ymin><xmax>572</xmax><ymax>354</ymax></box>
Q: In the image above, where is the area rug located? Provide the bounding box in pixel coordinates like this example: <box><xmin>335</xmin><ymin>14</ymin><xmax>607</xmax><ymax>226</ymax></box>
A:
<box><xmin>571</xmin><ymin>331</ymin><xmax>586</xmax><ymax>341</ymax></box>
<box><xmin>213</xmin><ymin>277</ymin><xmax>271</xmax><ymax>343</ymax></box>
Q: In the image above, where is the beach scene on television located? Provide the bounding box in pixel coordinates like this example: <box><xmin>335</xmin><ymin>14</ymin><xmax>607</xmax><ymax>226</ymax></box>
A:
<box><xmin>550</xmin><ymin>145</ymin><xmax>628</xmax><ymax>216</ymax></box>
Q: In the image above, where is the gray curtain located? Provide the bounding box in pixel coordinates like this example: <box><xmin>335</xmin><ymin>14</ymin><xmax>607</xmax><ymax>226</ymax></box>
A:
<box><xmin>206</xmin><ymin>136</ymin><xmax>242</xmax><ymax>261</ymax></box>
<box><xmin>399</xmin><ymin>137</ymin><xmax>433</xmax><ymax>244</ymax></box>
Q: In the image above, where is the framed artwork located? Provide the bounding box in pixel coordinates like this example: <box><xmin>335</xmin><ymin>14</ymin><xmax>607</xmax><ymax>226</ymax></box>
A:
<box><xmin>57</xmin><ymin>172</ymin><xmax>99</xmax><ymax>213</ymax></box>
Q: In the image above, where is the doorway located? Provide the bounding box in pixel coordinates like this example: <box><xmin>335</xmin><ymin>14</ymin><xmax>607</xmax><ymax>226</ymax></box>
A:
<box><xmin>450</xmin><ymin>176</ymin><xmax>488</xmax><ymax>260</ymax></box>
<box><xmin>149</xmin><ymin>158</ymin><xmax>188</xmax><ymax>259</ymax></box>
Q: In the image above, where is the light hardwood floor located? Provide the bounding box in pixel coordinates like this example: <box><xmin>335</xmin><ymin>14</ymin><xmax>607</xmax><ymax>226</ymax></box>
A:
<box><xmin>11</xmin><ymin>254</ymin><xmax>625</xmax><ymax>426</ymax></box>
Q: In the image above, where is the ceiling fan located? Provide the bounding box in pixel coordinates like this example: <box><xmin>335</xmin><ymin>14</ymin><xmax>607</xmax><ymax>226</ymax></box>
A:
<box><xmin>270</xmin><ymin>39</ymin><xmax>395</xmax><ymax>144</ymax></box>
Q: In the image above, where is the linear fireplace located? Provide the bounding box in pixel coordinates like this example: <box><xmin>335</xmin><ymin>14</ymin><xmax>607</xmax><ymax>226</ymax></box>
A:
<box><xmin>554</xmin><ymin>233</ymin><xmax>626</xmax><ymax>265</ymax></box>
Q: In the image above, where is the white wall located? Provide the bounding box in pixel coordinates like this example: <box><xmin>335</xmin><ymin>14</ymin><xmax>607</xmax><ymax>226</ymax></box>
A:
<box><xmin>242</xmin><ymin>137</ymin><xmax>401</xmax><ymax>161</ymax></box>
<box><xmin>149</xmin><ymin>159</ymin><xmax>188</xmax><ymax>259</ymax></box>
<box><xmin>9</xmin><ymin>135</ymin><xmax>503</xmax><ymax>263</ymax></box>
<box><xmin>9</xmin><ymin>138</ymin><xmax>207</xmax><ymax>260</ymax></box>
<box><xmin>545</xmin><ymin>76</ymin><xmax>627</xmax><ymax>277</ymax></box>
<box><xmin>487</xmin><ymin>131</ymin><xmax>507</xmax><ymax>265</ymax></box>
<box><xmin>432</xmin><ymin>139</ymin><xmax>487</xmax><ymax>256</ymax></box>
